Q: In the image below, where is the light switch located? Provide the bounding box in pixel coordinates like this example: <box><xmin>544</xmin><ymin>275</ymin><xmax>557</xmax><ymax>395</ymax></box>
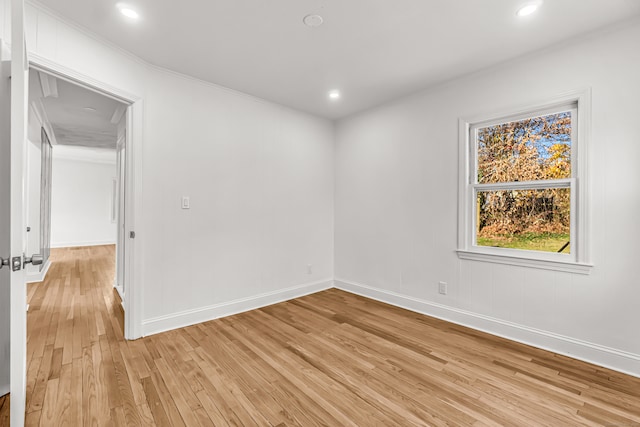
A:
<box><xmin>181</xmin><ymin>196</ymin><xmax>190</xmax><ymax>209</ymax></box>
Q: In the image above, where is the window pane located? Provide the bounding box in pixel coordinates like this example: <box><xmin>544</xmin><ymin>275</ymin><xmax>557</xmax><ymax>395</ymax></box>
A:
<box><xmin>476</xmin><ymin>188</ymin><xmax>571</xmax><ymax>253</ymax></box>
<box><xmin>477</xmin><ymin>112</ymin><xmax>572</xmax><ymax>184</ymax></box>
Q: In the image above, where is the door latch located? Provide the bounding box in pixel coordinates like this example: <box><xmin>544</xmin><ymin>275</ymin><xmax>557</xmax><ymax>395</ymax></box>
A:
<box><xmin>1</xmin><ymin>255</ymin><xmax>41</xmax><ymax>271</ymax></box>
<box><xmin>23</xmin><ymin>254</ymin><xmax>43</xmax><ymax>268</ymax></box>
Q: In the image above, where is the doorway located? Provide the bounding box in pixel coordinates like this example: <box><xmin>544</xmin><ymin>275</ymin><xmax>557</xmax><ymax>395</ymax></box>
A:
<box><xmin>4</xmin><ymin>42</ymin><xmax>143</xmax><ymax>421</ymax></box>
<box><xmin>25</xmin><ymin>67</ymin><xmax>130</xmax><ymax>334</ymax></box>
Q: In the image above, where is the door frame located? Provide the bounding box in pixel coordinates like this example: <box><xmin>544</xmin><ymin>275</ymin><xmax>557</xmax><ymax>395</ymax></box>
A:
<box><xmin>28</xmin><ymin>52</ymin><xmax>144</xmax><ymax>340</ymax></box>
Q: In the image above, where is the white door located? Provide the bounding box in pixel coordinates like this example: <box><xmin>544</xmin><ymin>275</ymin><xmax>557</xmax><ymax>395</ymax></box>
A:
<box><xmin>0</xmin><ymin>41</ymin><xmax>12</xmax><ymax>402</ymax></box>
<box><xmin>6</xmin><ymin>0</ymin><xmax>30</xmax><ymax>425</ymax></box>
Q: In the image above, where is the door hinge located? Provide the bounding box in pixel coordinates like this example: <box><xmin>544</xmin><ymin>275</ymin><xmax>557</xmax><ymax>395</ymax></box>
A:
<box><xmin>129</xmin><ymin>231</ymin><xmax>136</xmax><ymax>239</ymax></box>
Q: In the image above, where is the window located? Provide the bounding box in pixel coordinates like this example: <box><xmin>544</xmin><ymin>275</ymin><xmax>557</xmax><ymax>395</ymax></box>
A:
<box><xmin>457</xmin><ymin>91</ymin><xmax>592</xmax><ymax>274</ymax></box>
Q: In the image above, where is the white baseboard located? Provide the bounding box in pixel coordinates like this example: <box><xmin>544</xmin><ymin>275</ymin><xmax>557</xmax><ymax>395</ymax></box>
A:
<box><xmin>51</xmin><ymin>240</ymin><xmax>116</xmax><ymax>249</ymax></box>
<box><xmin>113</xmin><ymin>284</ymin><xmax>125</xmax><ymax>312</ymax></box>
<box><xmin>334</xmin><ymin>278</ymin><xmax>640</xmax><ymax>378</ymax></box>
<box><xmin>113</xmin><ymin>284</ymin><xmax>124</xmax><ymax>301</ymax></box>
<box><xmin>26</xmin><ymin>259</ymin><xmax>51</xmax><ymax>284</ymax></box>
<box><xmin>142</xmin><ymin>278</ymin><xmax>334</xmax><ymax>337</ymax></box>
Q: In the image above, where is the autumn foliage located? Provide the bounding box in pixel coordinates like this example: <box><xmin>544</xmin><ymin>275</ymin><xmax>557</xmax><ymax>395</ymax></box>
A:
<box><xmin>476</xmin><ymin>112</ymin><xmax>572</xmax><ymax>237</ymax></box>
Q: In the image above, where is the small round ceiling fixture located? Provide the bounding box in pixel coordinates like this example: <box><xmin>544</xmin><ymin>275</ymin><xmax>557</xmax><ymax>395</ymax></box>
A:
<box><xmin>303</xmin><ymin>14</ymin><xmax>324</xmax><ymax>28</ymax></box>
<box><xmin>516</xmin><ymin>1</ymin><xmax>543</xmax><ymax>17</ymax></box>
<box><xmin>116</xmin><ymin>3</ymin><xmax>140</xmax><ymax>20</ymax></box>
<box><xmin>328</xmin><ymin>90</ymin><xmax>341</xmax><ymax>100</ymax></box>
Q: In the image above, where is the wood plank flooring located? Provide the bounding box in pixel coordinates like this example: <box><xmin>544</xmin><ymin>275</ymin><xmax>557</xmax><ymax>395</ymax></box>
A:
<box><xmin>0</xmin><ymin>394</ymin><xmax>8</xmax><ymax>426</ymax></box>
<box><xmin>22</xmin><ymin>245</ymin><xmax>640</xmax><ymax>426</ymax></box>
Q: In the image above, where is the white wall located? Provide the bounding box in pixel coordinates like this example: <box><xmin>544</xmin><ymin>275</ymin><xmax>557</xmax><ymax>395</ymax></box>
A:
<box><xmin>335</xmin><ymin>21</ymin><xmax>640</xmax><ymax>375</ymax></box>
<box><xmin>50</xmin><ymin>148</ymin><xmax>117</xmax><ymax>248</ymax></box>
<box><xmin>0</xmin><ymin>0</ymin><xmax>9</xmax><ymax>44</ymax></box>
<box><xmin>141</xmin><ymin>69</ymin><xmax>335</xmax><ymax>323</ymax></box>
<box><xmin>24</xmin><ymin>4</ymin><xmax>335</xmax><ymax>333</ymax></box>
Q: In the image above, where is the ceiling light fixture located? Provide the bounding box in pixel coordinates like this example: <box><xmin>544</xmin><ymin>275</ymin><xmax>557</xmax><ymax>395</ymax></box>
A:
<box><xmin>516</xmin><ymin>1</ymin><xmax>542</xmax><ymax>17</ymax></box>
<box><xmin>303</xmin><ymin>14</ymin><xmax>324</xmax><ymax>28</ymax></box>
<box><xmin>117</xmin><ymin>3</ymin><xmax>140</xmax><ymax>20</ymax></box>
<box><xmin>328</xmin><ymin>90</ymin><xmax>341</xmax><ymax>100</ymax></box>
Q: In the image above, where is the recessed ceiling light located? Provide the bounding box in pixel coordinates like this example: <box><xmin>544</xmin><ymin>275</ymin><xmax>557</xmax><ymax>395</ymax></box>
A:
<box><xmin>328</xmin><ymin>90</ymin><xmax>341</xmax><ymax>100</ymax></box>
<box><xmin>516</xmin><ymin>1</ymin><xmax>542</xmax><ymax>17</ymax></box>
<box><xmin>117</xmin><ymin>3</ymin><xmax>140</xmax><ymax>20</ymax></box>
<box><xmin>303</xmin><ymin>14</ymin><xmax>324</xmax><ymax>28</ymax></box>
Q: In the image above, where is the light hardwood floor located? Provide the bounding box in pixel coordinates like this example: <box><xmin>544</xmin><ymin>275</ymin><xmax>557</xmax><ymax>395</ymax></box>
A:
<box><xmin>0</xmin><ymin>393</ymin><xmax>8</xmax><ymax>426</ymax></box>
<box><xmin>22</xmin><ymin>245</ymin><xmax>640</xmax><ymax>426</ymax></box>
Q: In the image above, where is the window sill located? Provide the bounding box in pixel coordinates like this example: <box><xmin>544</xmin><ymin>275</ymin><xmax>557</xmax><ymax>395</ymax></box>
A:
<box><xmin>456</xmin><ymin>250</ymin><xmax>592</xmax><ymax>274</ymax></box>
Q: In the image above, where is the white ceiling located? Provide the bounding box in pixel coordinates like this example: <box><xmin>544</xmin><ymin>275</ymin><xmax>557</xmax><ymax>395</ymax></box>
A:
<box><xmin>32</xmin><ymin>70</ymin><xmax>125</xmax><ymax>149</ymax></box>
<box><xmin>33</xmin><ymin>0</ymin><xmax>640</xmax><ymax>119</ymax></box>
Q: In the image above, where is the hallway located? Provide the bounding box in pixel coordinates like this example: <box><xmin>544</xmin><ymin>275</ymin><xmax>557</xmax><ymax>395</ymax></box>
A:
<box><xmin>25</xmin><ymin>245</ymin><xmax>125</xmax><ymax>425</ymax></box>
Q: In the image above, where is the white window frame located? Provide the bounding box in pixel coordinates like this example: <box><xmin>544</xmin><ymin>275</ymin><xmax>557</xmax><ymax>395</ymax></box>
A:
<box><xmin>457</xmin><ymin>89</ymin><xmax>592</xmax><ymax>274</ymax></box>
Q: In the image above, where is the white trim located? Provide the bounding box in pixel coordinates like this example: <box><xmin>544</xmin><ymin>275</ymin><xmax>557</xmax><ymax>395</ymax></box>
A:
<box><xmin>110</xmin><ymin>178</ymin><xmax>117</xmax><ymax>223</ymax></box>
<box><xmin>30</xmin><ymin>100</ymin><xmax>57</xmax><ymax>146</ymax></box>
<box><xmin>473</xmin><ymin>178</ymin><xmax>572</xmax><ymax>192</ymax></box>
<box><xmin>469</xmin><ymin>104</ymin><xmax>578</xmax><ymax>143</ymax></box>
<box><xmin>334</xmin><ymin>278</ymin><xmax>640</xmax><ymax>378</ymax></box>
<box><xmin>142</xmin><ymin>279</ymin><xmax>334</xmax><ymax>337</ymax></box>
<box><xmin>51</xmin><ymin>240</ymin><xmax>116</xmax><ymax>249</ymax></box>
<box><xmin>110</xmin><ymin>104</ymin><xmax>127</xmax><ymax>125</ymax></box>
<box><xmin>124</xmin><ymin>102</ymin><xmax>143</xmax><ymax>340</ymax></box>
<box><xmin>25</xmin><ymin>258</ymin><xmax>51</xmax><ymax>283</ymax></box>
<box><xmin>456</xmin><ymin>250</ymin><xmax>592</xmax><ymax>274</ymax></box>
<box><xmin>113</xmin><ymin>283</ymin><xmax>124</xmax><ymax>302</ymax></box>
<box><xmin>457</xmin><ymin>89</ymin><xmax>592</xmax><ymax>273</ymax></box>
<box><xmin>37</xmin><ymin>71</ymin><xmax>58</xmax><ymax>98</ymax></box>
<box><xmin>28</xmin><ymin>53</ymin><xmax>139</xmax><ymax>104</ymax></box>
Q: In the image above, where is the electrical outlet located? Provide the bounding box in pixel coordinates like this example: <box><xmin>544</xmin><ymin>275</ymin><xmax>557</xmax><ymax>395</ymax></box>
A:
<box><xmin>307</xmin><ymin>264</ymin><xmax>312</xmax><ymax>275</ymax></box>
<box><xmin>438</xmin><ymin>281</ymin><xmax>448</xmax><ymax>295</ymax></box>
